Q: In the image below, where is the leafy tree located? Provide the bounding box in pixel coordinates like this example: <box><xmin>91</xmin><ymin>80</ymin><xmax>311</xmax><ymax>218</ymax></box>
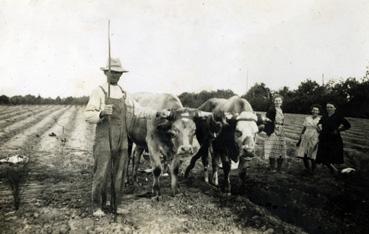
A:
<box><xmin>287</xmin><ymin>79</ymin><xmax>328</xmax><ymax>114</ymax></box>
<box><xmin>9</xmin><ymin>95</ymin><xmax>24</xmax><ymax>105</ymax></box>
<box><xmin>0</xmin><ymin>95</ymin><xmax>10</xmax><ymax>104</ymax></box>
<box><xmin>242</xmin><ymin>83</ymin><xmax>271</xmax><ymax>111</ymax></box>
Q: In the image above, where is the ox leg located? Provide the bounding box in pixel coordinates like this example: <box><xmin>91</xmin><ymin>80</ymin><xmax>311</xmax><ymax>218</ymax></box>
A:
<box><xmin>125</xmin><ymin>140</ymin><xmax>133</xmax><ymax>185</ymax></box>
<box><xmin>184</xmin><ymin>151</ymin><xmax>201</xmax><ymax>179</ymax></box>
<box><xmin>152</xmin><ymin>164</ymin><xmax>162</xmax><ymax>200</ymax></box>
<box><xmin>201</xmin><ymin>144</ymin><xmax>210</xmax><ymax>183</ymax></box>
<box><xmin>220</xmin><ymin>154</ymin><xmax>231</xmax><ymax>196</ymax></box>
<box><xmin>101</xmin><ymin>179</ymin><xmax>108</xmax><ymax>209</ymax></box>
<box><xmin>211</xmin><ymin>152</ymin><xmax>220</xmax><ymax>186</ymax></box>
<box><xmin>184</xmin><ymin>143</ymin><xmax>208</xmax><ymax>180</ymax></box>
<box><xmin>132</xmin><ymin>146</ymin><xmax>144</xmax><ymax>185</ymax></box>
<box><xmin>149</xmin><ymin>151</ymin><xmax>162</xmax><ymax>200</ymax></box>
<box><xmin>238</xmin><ymin>156</ymin><xmax>248</xmax><ymax>194</ymax></box>
<box><xmin>147</xmin><ymin>139</ymin><xmax>163</xmax><ymax>200</ymax></box>
<box><xmin>169</xmin><ymin>158</ymin><xmax>180</xmax><ymax>196</ymax></box>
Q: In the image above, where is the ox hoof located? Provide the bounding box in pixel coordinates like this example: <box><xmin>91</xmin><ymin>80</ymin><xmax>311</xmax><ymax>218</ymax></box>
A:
<box><xmin>92</xmin><ymin>209</ymin><xmax>106</xmax><ymax>217</ymax></box>
<box><xmin>220</xmin><ymin>192</ymin><xmax>232</xmax><ymax>198</ymax></box>
<box><xmin>116</xmin><ymin>208</ymin><xmax>128</xmax><ymax>215</ymax></box>
<box><xmin>171</xmin><ymin>188</ymin><xmax>182</xmax><ymax>197</ymax></box>
<box><xmin>133</xmin><ymin>181</ymin><xmax>142</xmax><ymax>188</ymax></box>
<box><xmin>127</xmin><ymin>177</ymin><xmax>135</xmax><ymax>185</ymax></box>
<box><xmin>211</xmin><ymin>179</ymin><xmax>219</xmax><ymax>187</ymax></box>
<box><xmin>238</xmin><ymin>183</ymin><xmax>247</xmax><ymax>195</ymax></box>
<box><xmin>151</xmin><ymin>195</ymin><xmax>162</xmax><ymax>202</ymax></box>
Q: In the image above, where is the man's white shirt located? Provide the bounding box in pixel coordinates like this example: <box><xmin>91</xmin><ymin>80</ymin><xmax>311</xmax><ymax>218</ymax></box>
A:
<box><xmin>84</xmin><ymin>82</ymin><xmax>155</xmax><ymax>124</ymax></box>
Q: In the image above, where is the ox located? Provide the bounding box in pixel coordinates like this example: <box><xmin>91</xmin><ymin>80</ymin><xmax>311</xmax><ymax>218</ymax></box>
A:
<box><xmin>128</xmin><ymin>93</ymin><xmax>183</xmax><ymax>183</ymax></box>
<box><xmin>126</xmin><ymin>93</ymin><xmax>218</xmax><ymax>197</ymax></box>
<box><xmin>185</xmin><ymin>96</ymin><xmax>263</xmax><ymax>195</ymax></box>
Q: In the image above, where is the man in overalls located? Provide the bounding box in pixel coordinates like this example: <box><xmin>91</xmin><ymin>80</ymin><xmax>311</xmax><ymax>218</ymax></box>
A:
<box><xmin>85</xmin><ymin>58</ymin><xmax>150</xmax><ymax>217</ymax></box>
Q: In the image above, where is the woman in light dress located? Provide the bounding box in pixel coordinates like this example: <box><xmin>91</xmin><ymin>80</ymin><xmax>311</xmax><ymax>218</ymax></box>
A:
<box><xmin>296</xmin><ymin>105</ymin><xmax>321</xmax><ymax>172</ymax></box>
<box><xmin>264</xmin><ymin>96</ymin><xmax>287</xmax><ymax>172</ymax></box>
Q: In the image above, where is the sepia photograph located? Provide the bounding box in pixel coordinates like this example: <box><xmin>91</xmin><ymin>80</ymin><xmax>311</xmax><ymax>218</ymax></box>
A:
<box><xmin>0</xmin><ymin>1</ymin><xmax>369</xmax><ymax>233</ymax></box>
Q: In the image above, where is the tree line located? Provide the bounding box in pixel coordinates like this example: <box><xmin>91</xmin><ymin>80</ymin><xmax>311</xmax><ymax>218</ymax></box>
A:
<box><xmin>1</xmin><ymin>72</ymin><xmax>368</xmax><ymax>118</ymax></box>
<box><xmin>179</xmin><ymin>75</ymin><xmax>369</xmax><ymax>118</ymax></box>
<box><xmin>0</xmin><ymin>95</ymin><xmax>89</xmax><ymax>105</ymax></box>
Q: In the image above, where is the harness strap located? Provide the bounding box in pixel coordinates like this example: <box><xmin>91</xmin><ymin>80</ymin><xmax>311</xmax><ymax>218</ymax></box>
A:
<box><xmin>99</xmin><ymin>85</ymin><xmax>126</xmax><ymax>99</ymax></box>
<box><xmin>99</xmin><ymin>85</ymin><xmax>107</xmax><ymax>97</ymax></box>
<box><xmin>117</xmin><ymin>85</ymin><xmax>126</xmax><ymax>97</ymax></box>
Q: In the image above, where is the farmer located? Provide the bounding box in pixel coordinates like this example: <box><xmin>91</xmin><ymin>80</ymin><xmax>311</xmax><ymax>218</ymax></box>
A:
<box><xmin>315</xmin><ymin>102</ymin><xmax>351</xmax><ymax>174</ymax></box>
<box><xmin>85</xmin><ymin>58</ymin><xmax>155</xmax><ymax>217</ymax></box>
<box><xmin>264</xmin><ymin>95</ymin><xmax>287</xmax><ymax>172</ymax></box>
<box><xmin>296</xmin><ymin>104</ymin><xmax>321</xmax><ymax>173</ymax></box>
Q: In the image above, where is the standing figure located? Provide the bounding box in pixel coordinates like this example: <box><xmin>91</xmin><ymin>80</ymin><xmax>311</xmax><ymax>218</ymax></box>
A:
<box><xmin>315</xmin><ymin>102</ymin><xmax>351</xmax><ymax>174</ymax></box>
<box><xmin>296</xmin><ymin>105</ymin><xmax>321</xmax><ymax>173</ymax></box>
<box><xmin>85</xmin><ymin>58</ymin><xmax>153</xmax><ymax>217</ymax></box>
<box><xmin>264</xmin><ymin>96</ymin><xmax>287</xmax><ymax>172</ymax></box>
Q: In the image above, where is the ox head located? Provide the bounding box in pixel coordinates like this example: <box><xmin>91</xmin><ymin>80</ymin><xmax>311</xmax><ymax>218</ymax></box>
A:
<box><xmin>222</xmin><ymin>111</ymin><xmax>261</xmax><ymax>159</ymax></box>
<box><xmin>155</xmin><ymin>108</ymin><xmax>215</xmax><ymax>157</ymax></box>
<box><xmin>193</xmin><ymin>110</ymin><xmax>223</xmax><ymax>143</ymax></box>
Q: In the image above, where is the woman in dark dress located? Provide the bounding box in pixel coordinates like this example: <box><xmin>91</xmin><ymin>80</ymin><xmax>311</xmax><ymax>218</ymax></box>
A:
<box><xmin>316</xmin><ymin>102</ymin><xmax>351</xmax><ymax>173</ymax></box>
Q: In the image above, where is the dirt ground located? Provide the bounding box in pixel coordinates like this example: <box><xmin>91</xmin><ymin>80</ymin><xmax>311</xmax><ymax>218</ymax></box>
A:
<box><xmin>1</xmin><ymin>107</ymin><xmax>368</xmax><ymax>234</ymax></box>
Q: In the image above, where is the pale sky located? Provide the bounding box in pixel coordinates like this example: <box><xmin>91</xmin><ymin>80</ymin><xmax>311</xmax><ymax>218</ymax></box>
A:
<box><xmin>1</xmin><ymin>0</ymin><xmax>369</xmax><ymax>98</ymax></box>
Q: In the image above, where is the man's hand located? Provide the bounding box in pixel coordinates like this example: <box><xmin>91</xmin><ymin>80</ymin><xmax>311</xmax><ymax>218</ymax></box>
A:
<box><xmin>100</xmin><ymin>104</ymin><xmax>113</xmax><ymax>118</ymax></box>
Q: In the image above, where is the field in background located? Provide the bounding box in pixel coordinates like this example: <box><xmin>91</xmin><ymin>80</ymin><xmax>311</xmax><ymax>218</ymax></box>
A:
<box><xmin>0</xmin><ymin>105</ymin><xmax>368</xmax><ymax>233</ymax></box>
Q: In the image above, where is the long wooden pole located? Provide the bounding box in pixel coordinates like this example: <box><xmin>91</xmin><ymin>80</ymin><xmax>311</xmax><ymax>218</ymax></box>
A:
<box><xmin>107</xmin><ymin>20</ymin><xmax>116</xmax><ymax>215</ymax></box>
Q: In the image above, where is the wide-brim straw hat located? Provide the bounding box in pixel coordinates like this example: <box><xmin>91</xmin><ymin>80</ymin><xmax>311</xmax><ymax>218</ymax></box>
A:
<box><xmin>100</xmin><ymin>57</ymin><xmax>129</xmax><ymax>73</ymax></box>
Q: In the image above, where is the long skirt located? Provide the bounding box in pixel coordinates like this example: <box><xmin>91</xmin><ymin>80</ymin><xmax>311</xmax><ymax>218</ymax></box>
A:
<box><xmin>296</xmin><ymin>128</ymin><xmax>319</xmax><ymax>160</ymax></box>
<box><xmin>264</xmin><ymin>125</ymin><xmax>287</xmax><ymax>159</ymax></box>
<box><xmin>316</xmin><ymin>133</ymin><xmax>344</xmax><ymax>164</ymax></box>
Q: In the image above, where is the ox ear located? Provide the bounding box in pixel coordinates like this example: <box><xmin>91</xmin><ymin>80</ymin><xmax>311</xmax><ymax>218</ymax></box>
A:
<box><xmin>224</xmin><ymin>112</ymin><xmax>238</xmax><ymax>125</ymax></box>
<box><xmin>155</xmin><ymin>109</ymin><xmax>174</xmax><ymax>131</ymax></box>
<box><xmin>224</xmin><ymin>112</ymin><xmax>233</xmax><ymax>120</ymax></box>
<box><xmin>256</xmin><ymin>113</ymin><xmax>267</xmax><ymax>132</ymax></box>
<box><xmin>199</xmin><ymin>112</ymin><xmax>224</xmax><ymax>137</ymax></box>
<box><xmin>156</xmin><ymin>120</ymin><xmax>172</xmax><ymax>132</ymax></box>
<box><xmin>210</xmin><ymin>119</ymin><xmax>223</xmax><ymax>138</ymax></box>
